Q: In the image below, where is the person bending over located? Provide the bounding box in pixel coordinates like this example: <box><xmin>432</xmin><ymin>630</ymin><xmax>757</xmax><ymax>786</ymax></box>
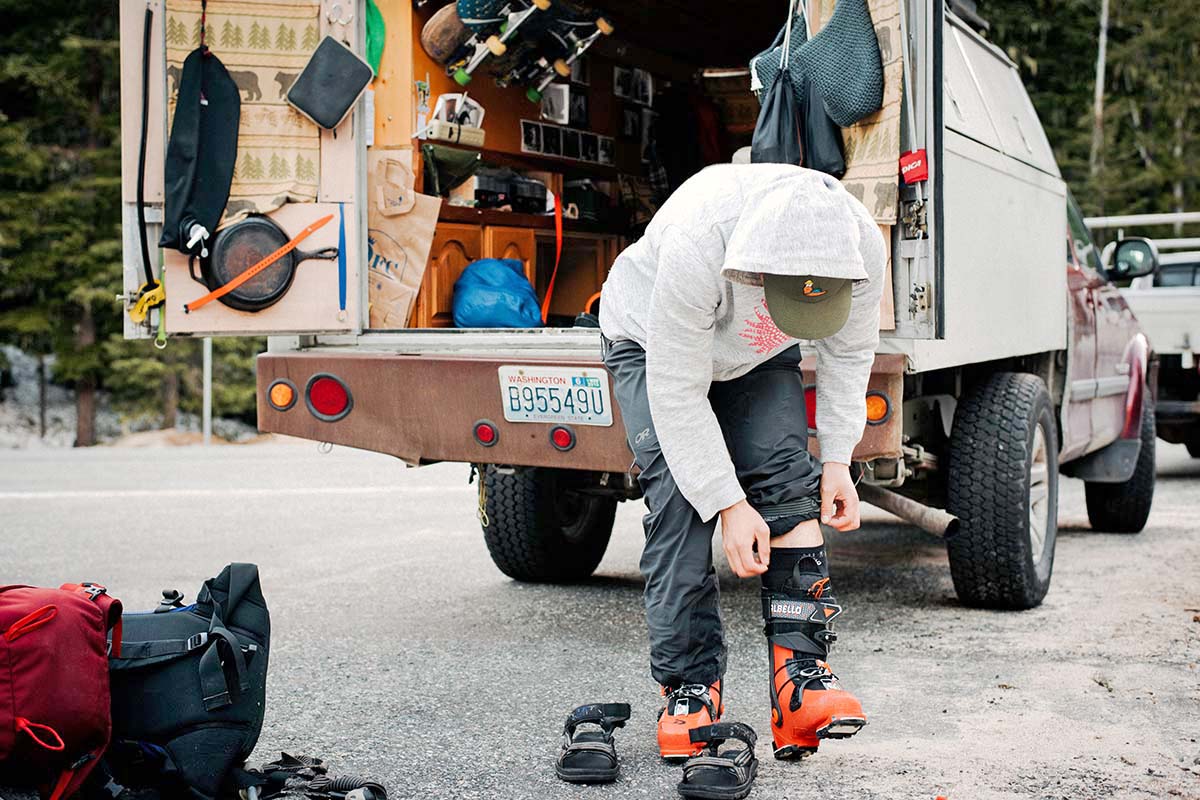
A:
<box><xmin>599</xmin><ymin>162</ymin><xmax>885</xmax><ymax>760</ymax></box>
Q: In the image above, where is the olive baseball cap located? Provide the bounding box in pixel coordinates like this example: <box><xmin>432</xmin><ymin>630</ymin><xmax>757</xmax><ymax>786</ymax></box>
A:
<box><xmin>762</xmin><ymin>274</ymin><xmax>854</xmax><ymax>340</ymax></box>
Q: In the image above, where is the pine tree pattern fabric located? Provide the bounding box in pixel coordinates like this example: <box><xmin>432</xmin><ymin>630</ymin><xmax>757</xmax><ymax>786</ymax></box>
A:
<box><xmin>165</xmin><ymin>0</ymin><xmax>321</xmax><ymax>225</ymax></box>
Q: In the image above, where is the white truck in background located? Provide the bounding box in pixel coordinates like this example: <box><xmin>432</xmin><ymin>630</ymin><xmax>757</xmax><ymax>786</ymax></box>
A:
<box><xmin>1103</xmin><ymin>212</ymin><xmax>1200</xmax><ymax>456</ymax></box>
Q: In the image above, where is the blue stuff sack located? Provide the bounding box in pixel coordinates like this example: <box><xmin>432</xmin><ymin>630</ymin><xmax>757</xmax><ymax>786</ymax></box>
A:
<box><xmin>452</xmin><ymin>258</ymin><xmax>543</xmax><ymax>328</ymax></box>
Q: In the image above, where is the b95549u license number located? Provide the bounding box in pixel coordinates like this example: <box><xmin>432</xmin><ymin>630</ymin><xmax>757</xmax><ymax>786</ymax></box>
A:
<box><xmin>497</xmin><ymin>366</ymin><xmax>614</xmax><ymax>427</ymax></box>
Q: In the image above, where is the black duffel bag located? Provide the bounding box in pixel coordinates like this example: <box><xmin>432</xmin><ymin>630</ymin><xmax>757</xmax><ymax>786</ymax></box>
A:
<box><xmin>107</xmin><ymin>564</ymin><xmax>270</xmax><ymax>799</ymax></box>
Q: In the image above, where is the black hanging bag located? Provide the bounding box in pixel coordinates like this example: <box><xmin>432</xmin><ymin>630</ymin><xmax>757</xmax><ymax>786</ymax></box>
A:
<box><xmin>799</xmin><ymin>72</ymin><xmax>846</xmax><ymax>178</ymax></box>
<box><xmin>107</xmin><ymin>564</ymin><xmax>270</xmax><ymax>800</ymax></box>
<box><xmin>750</xmin><ymin>1</ymin><xmax>802</xmax><ymax>165</ymax></box>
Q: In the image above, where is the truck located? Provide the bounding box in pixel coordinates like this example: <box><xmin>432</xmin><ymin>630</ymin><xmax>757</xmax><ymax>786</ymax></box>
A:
<box><xmin>1103</xmin><ymin>214</ymin><xmax>1200</xmax><ymax>457</ymax></box>
<box><xmin>118</xmin><ymin>0</ymin><xmax>1158</xmax><ymax>611</ymax></box>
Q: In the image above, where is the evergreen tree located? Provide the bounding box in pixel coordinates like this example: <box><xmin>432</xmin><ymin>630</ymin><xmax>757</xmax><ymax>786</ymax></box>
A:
<box><xmin>301</xmin><ymin>24</ymin><xmax>318</xmax><ymax>51</ymax></box>
<box><xmin>249</xmin><ymin>21</ymin><xmax>265</xmax><ymax>49</ymax></box>
<box><xmin>221</xmin><ymin>20</ymin><xmax>235</xmax><ymax>48</ymax></box>
<box><xmin>275</xmin><ymin>23</ymin><xmax>290</xmax><ymax>51</ymax></box>
<box><xmin>0</xmin><ymin>1</ymin><xmax>123</xmax><ymax>445</ymax></box>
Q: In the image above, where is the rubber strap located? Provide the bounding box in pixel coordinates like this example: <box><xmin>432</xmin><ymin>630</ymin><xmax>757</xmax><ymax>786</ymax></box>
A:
<box><xmin>136</xmin><ymin>6</ymin><xmax>156</xmax><ymax>290</ymax></box>
<box><xmin>184</xmin><ymin>214</ymin><xmax>334</xmax><ymax>313</ymax></box>
<box><xmin>337</xmin><ymin>202</ymin><xmax>347</xmax><ymax>317</ymax></box>
<box><xmin>690</xmin><ymin>722</ymin><xmax>758</xmax><ymax>748</ymax></box>
<box><xmin>539</xmin><ymin>193</ymin><xmax>564</xmax><ymax>323</ymax></box>
<box><xmin>3</xmin><ymin>604</ymin><xmax>56</xmax><ymax>642</ymax></box>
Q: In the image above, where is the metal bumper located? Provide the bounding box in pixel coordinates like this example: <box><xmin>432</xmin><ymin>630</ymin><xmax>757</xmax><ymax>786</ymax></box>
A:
<box><xmin>256</xmin><ymin>350</ymin><xmax>906</xmax><ymax>471</ymax></box>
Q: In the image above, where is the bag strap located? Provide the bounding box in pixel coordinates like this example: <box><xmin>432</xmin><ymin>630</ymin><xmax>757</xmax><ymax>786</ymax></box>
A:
<box><xmin>781</xmin><ymin>0</ymin><xmax>797</xmax><ymax>62</ymax></box>
<box><xmin>539</xmin><ymin>192</ymin><xmax>564</xmax><ymax>324</ymax></box>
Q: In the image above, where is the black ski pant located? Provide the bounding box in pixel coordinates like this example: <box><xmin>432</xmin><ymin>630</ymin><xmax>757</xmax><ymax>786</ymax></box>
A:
<box><xmin>602</xmin><ymin>338</ymin><xmax>823</xmax><ymax>688</ymax></box>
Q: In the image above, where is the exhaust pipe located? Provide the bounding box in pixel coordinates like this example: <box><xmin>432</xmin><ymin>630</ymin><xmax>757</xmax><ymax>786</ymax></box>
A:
<box><xmin>857</xmin><ymin>483</ymin><xmax>959</xmax><ymax>539</ymax></box>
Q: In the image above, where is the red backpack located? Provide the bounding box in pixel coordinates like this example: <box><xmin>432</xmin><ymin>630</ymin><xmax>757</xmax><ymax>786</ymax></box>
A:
<box><xmin>0</xmin><ymin>583</ymin><xmax>122</xmax><ymax>799</ymax></box>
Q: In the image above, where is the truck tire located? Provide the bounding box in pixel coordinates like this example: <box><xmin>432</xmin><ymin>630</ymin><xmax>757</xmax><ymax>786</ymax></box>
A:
<box><xmin>1186</xmin><ymin>439</ymin><xmax>1200</xmax><ymax>459</ymax></box>
<box><xmin>479</xmin><ymin>465</ymin><xmax>617</xmax><ymax>582</ymax></box>
<box><xmin>1084</xmin><ymin>400</ymin><xmax>1155</xmax><ymax>533</ymax></box>
<box><xmin>946</xmin><ymin>372</ymin><xmax>1058</xmax><ymax>610</ymax></box>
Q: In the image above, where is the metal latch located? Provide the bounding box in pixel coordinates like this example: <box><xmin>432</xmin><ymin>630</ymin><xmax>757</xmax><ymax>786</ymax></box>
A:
<box><xmin>901</xmin><ymin>200</ymin><xmax>927</xmax><ymax>239</ymax></box>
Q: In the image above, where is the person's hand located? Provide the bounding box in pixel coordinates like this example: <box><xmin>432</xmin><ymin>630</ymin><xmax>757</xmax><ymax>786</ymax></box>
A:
<box><xmin>820</xmin><ymin>462</ymin><xmax>861</xmax><ymax>531</ymax></box>
<box><xmin>719</xmin><ymin>499</ymin><xmax>770</xmax><ymax>577</ymax></box>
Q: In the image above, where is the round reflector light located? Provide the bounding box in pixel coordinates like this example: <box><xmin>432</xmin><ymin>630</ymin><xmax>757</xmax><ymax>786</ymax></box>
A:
<box><xmin>473</xmin><ymin>420</ymin><xmax>498</xmax><ymax>447</ymax></box>
<box><xmin>306</xmin><ymin>374</ymin><xmax>352</xmax><ymax>421</ymax></box>
<box><xmin>267</xmin><ymin>380</ymin><xmax>296</xmax><ymax>411</ymax></box>
<box><xmin>550</xmin><ymin>426</ymin><xmax>575</xmax><ymax>451</ymax></box>
<box><xmin>865</xmin><ymin>391</ymin><xmax>891</xmax><ymax>425</ymax></box>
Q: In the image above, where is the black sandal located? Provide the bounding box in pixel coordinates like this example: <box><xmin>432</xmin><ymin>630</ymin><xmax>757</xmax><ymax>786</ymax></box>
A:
<box><xmin>555</xmin><ymin>703</ymin><xmax>631</xmax><ymax>784</ymax></box>
<box><xmin>677</xmin><ymin>722</ymin><xmax>759</xmax><ymax>800</ymax></box>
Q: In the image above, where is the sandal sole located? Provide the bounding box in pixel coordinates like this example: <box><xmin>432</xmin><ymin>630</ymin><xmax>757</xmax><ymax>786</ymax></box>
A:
<box><xmin>677</xmin><ymin>759</ymin><xmax>758</xmax><ymax>800</ymax></box>
<box><xmin>555</xmin><ymin>765</ymin><xmax>619</xmax><ymax>784</ymax></box>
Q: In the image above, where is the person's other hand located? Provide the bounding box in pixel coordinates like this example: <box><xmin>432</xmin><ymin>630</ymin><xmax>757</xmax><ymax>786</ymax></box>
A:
<box><xmin>820</xmin><ymin>462</ymin><xmax>861</xmax><ymax>531</ymax></box>
<box><xmin>719</xmin><ymin>499</ymin><xmax>770</xmax><ymax>577</ymax></box>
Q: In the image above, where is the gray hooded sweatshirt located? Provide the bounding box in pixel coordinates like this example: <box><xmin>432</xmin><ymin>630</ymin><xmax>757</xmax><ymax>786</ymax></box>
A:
<box><xmin>599</xmin><ymin>163</ymin><xmax>886</xmax><ymax>522</ymax></box>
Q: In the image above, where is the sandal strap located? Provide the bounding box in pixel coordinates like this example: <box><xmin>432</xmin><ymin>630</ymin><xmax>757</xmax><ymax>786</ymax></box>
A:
<box><xmin>689</xmin><ymin>722</ymin><xmax>758</xmax><ymax>750</ymax></box>
<box><xmin>563</xmin><ymin>702</ymin><xmax>631</xmax><ymax>737</ymax></box>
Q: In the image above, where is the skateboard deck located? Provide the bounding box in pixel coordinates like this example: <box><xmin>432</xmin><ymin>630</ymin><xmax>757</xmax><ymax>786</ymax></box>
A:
<box><xmin>420</xmin><ymin>4</ymin><xmax>472</xmax><ymax>64</ymax></box>
<box><xmin>495</xmin><ymin>2</ymin><xmax>612</xmax><ymax>101</ymax></box>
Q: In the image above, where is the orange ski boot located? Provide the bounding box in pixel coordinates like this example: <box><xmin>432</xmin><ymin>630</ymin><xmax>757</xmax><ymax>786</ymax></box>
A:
<box><xmin>762</xmin><ymin>555</ymin><xmax>866</xmax><ymax>759</ymax></box>
<box><xmin>657</xmin><ymin>680</ymin><xmax>724</xmax><ymax>761</ymax></box>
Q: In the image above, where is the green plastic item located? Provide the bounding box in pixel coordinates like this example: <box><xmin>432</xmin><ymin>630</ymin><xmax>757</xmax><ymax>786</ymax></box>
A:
<box><xmin>525</xmin><ymin>86</ymin><xmax>542</xmax><ymax>103</ymax></box>
<box><xmin>421</xmin><ymin>143</ymin><xmax>482</xmax><ymax>197</ymax></box>
<box><xmin>453</xmin><ymin>68</ymin><xmax>472</xmax><ymax>86</ymax></box>
<box><xmin>365</xmin><ymin>0</ymin><xmax>385</xmax><ymax>75</ymax></box>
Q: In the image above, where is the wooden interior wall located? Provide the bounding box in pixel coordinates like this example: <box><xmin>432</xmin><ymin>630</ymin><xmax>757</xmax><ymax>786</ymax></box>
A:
<box><xmin>410</xmin><ymin>2</ymin><xmax>647</xmax><ymax>172</ymax></box>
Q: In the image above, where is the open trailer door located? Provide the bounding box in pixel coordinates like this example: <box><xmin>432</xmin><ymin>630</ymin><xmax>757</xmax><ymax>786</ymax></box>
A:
<box><xmin>118</xmin><ymin>0</ymin><xmax>368</xmax><ymax>341</ymax></box>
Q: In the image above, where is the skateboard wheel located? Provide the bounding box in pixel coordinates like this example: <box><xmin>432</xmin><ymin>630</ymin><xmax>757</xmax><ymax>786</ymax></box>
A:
<box><xmin>595</xmin><ymin>17</ymin><xmax>614</xmax><ymax>35</ymax></box>
<box><xmin>453</xmin><ymin>68</ymin><xmax>472</xmax><ymax>86</ymax></box>
<box><xmin>486</xmin><ymin>35</ymin><xmax>507</xmax><ymax>56</ymax></box>
<box><xmin>553</xmin><ymin>58</ymin><xmax>570</xmax><ymax>77</ymax></box>
<box><xmin>526</xmin><ymin>86</ymin><xmax>543</xmax><ymax>103</ymax></box>
<box><xmin>533</xmin><ymin>0</ymin><xmax>551</xmax><ymax>9</ymax></box>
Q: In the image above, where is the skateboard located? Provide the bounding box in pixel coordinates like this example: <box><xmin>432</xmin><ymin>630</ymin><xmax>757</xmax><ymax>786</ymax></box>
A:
<box><xmin>492</xmin><ymin>0</ymin><xmax>613</xmax><ymax>102</ymax></box>
<box><xmin>422</xmin><ymin>0</ymin><xmax>553</xmax><ymax>87</ymax></box>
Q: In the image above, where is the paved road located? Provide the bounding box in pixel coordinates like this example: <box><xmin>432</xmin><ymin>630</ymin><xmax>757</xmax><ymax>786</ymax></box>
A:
<box><xmin>2</xmin><ymin>442</ymin><xmax>1197</xmax><ymax>799</ymax></box>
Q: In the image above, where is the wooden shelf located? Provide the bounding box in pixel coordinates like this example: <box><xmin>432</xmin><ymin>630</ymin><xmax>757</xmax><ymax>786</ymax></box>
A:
<box><xmin>416</xmin><ymin>138</ymin><xmax>619</xmax><ymax>178</ymax></box>
<box><xmin>438</xmin><ymin>202</ymin><xmax>626</xmax><ymax>236</ymax></box>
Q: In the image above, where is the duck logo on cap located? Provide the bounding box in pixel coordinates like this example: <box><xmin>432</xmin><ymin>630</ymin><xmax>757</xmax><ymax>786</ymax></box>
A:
<box><xmin>802</xmin><ymin>279</ymin><xmax>827</xmax><ymax>297</ymax></box>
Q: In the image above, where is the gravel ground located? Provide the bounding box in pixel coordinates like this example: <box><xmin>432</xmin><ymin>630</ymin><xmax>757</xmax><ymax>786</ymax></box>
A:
<box><xmin>1</xmin><ymin>442</ymin><xmax>1197</xmax><ymax>799</ymax></box>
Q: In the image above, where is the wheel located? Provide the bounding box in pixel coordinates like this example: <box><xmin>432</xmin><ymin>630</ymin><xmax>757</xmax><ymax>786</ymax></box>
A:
<box><xmin>553</xmin><ymin>58</ymin><xmax>571</xmax><ymax>77</ymax></box>
<box><xmin>595</xmin><ymin>16</ymin><xmax>614</xmax><ymax>35</ymax></box>
<box><xmin>945</xmin><ymin>372</ymin><xmax>1059</xmax><ymax>610</ymax></box>
<box><xmin>479</xmin><ymin>465</ymin><xmax>617</xmax><ymax>582</ymax></box>
<box><xmin>532</xmin><ymin>0</ymin><xmax>551</xmax><ymax>9</ymax></box>
<box><xmin>485</xmin><ymin>34</ymin><xmax>507</xmax><ymax>56</ymax></box>
<box><xmin>453</xmin><ymin>67</ymin><xmax>472</xmax><ymax>86</ymax></box>
<box><xmin>525</xmin><ymin>86</ymin><xmax>543</xmax><ymax>103</ymax></box>
<box><xmin>1084</xmin><ymin>398</ymin><xmax>1155</xmax><ymax>533</ymax></box>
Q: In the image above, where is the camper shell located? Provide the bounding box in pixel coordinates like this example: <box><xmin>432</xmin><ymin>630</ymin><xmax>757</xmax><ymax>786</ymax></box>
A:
<box><xmin>120</xmin><ymin>0</ymin><xmax>1153</xmax><ymax>609</ymax></box>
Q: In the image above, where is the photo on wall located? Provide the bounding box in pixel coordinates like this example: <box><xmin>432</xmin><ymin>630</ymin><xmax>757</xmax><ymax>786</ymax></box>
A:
<box><xmin>580</xmin><ymin>132</ymin><xmax>599</xmax><ymax>163</ymax></box>
<box><xmin>620</xmin><ymin>104</ymin><xmax>642</xmax><ymax>140</ymax></box>
<box><xmin>613</xmin><ymin>66</ymin><xmax>634</xmax><ymax>100</ymax></box>
<box><xmin>570</xmin><ymin>55</ymin><xmax>590</xmax><ymax>85</ymax></box>
<box><xmin>520</xmin><ymin>120</ymin><xmax>542</xmax><ymax>154</ymax></box>
<box><xmin>562</xmin><ymin>128</ymin><xmax>581</xmax><ymax>160</ymax></box>
<box><xmin>633</xmin><ymin>68</ymin><xmax>654</xmax><ymax>107</ymax></box>
<box><xmin>540</xmin><ymin>84</ymin><xmax>570</xmax><ymax>125</ymax></box>
<box><xmin>542</xmin><ymin>124</ymin><xmax>562</xmax><ymax>156</ymax></box>
<box><xmin>641</xmin><ymin>108</ymin><xmax>657</xmax><ymax>163</ymax></box>
<box><xmin>598</xmin><ymin>136</ymin><xmax>614</xmax><ymax>165</ymax></box>
<box><xmin>568</xmin><ymin>90</ymin><xmax>589</xmax><ymax>129</ymax></box>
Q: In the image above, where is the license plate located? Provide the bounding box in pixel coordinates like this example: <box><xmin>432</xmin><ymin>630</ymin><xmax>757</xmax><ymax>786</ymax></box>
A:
<box><xmin>497</xmin><ymin>365</ymin><xmax>614</xmax><ymax>427</ymax></box>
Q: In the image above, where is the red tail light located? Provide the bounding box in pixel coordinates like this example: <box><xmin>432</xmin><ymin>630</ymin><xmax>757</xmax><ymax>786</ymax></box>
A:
<box><xmin>306</xmin><ymin>374</ymin><xmax>352</xmax><ymax>421</ymax></box>
<box><xmin>473</xmin><ymin>420</ymin><xmax>499</xmax><ymax>446</ymax></box>
<box><xmin>804</xmin><ymin>387</ymin><xmax>818</xmax><ymax>430</ymax></box>
<box><xmin>550</xmin><ymin>426</ymin><xmax>575</xmax><ymax>451</ymax></box>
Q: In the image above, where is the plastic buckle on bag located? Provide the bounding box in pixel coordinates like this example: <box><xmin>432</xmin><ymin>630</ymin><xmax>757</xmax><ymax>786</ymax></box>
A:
<box><xmin>186</xmin><ymin>632</ymin><xmax>209</xmax><ymax>651</ymax></box>
<box><xmin>81</xmin><ymin>582</ymin><xmax>107</xmax><ymax>600</ymax></box>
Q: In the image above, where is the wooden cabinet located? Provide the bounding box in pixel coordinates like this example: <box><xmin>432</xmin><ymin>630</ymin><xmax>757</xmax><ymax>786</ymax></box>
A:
<box><xmin>413</xmin><ymin>218</ymin><xmax>620</xmax><ymax>327</ymax></box>
<box><xmin>536</xmin><ymin>232</ymin><xmax>619</xmax><ymax>319</ymax></box>
<box><xmin>482</xmin><ymin>226</ymin><xmax>537</xmax><ymax>285</ymax></box>
<box><xmin>412</xmin><ymin>223</ymin><xmax>482</xmax><ymax>328</ymax></box>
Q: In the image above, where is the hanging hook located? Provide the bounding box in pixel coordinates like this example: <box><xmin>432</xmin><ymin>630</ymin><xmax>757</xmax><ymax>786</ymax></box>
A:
<box><xmin>326</xmin><ymin>2</ymin><xmax>353</xmax><ymax>26</ymax></box>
